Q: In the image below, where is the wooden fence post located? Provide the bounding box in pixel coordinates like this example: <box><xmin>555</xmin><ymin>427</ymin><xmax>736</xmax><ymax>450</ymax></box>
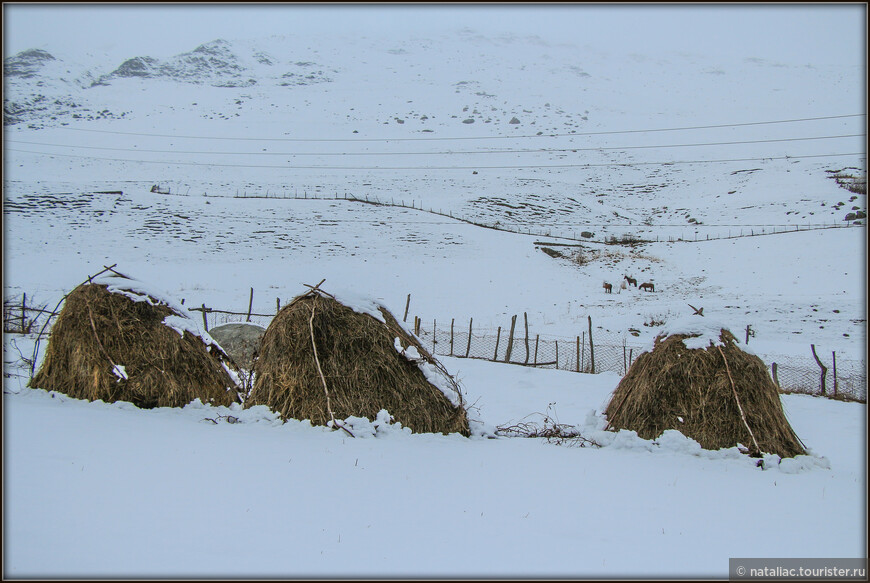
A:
<box><xmin>433</xmin><ymin>319</ymin><xmax>437</xmax><ymax>353</ymax></box>
<box><xmin>450</xmin><ymin>318</ymin><xmax>455</xmax><ymax>356</ymax></box>
<box><xmin>22</xmin><ymin>292</ymin><xmax>27</xmax><ymax>332</ymax></box>
<box><xmin>832</xmin><ymin>351</ymin><xmax>838</xmax><ymax>397</ymax></box>
<box><xmin>493</xmin><ymin>327</ymin><xmax>501</xmax><ymax>361</ymax></box>
<box><xmin>555</xmin><ymin>340</ymin><xmax>559</xmax><ymax>370</ymax></box>
<box><xmin>576</xmin><ymin>336</ymin><xmax>581</xmax><ymax>372</ymax></box>
<box><xmin>588</xmin><ymin>315</ymin><xmax>595</xmax><ymax>374</ymax></box>
<box><xmin>276</xmin><ymin>298</ymin><xmax>281</xmax><ymax>313</ymax></box>
<box><xmin>505</xmin><ymin>315</ymin><xmax>517</xmax><ymax>363</ymax></box>
<box><xmin>465</xmin><ymin>318</ymin><xmax>473</xmax><ymax>358</ymax></box>
<box><xmin>771</xmin><ymin>363</ymin><xmax>780</xmax><ymax>388</ymax></box>
<box><xmin>623</xmin><ymin>343</ymin><xmax>627</xmax><ymax>375</ymax></box>
<box><xmin>534</xmin><ymin>334</ymin><xmax>539</xmax><ymax>365</ymax></box>
<box><xmin>403</xmin><ymin>294</ymin><xmax>411</xmax><ymax>322</ymax></box>
<box><xmin>810</xmin><ymin>344</ymin><xmax>827</xmax><ymax>396</ymax></box>
<box><xmin>581</xmin><ymin>331</ymin><xmax>585</xmax><ymax>372</ymax></box>
<box><xmin>524</xmin><ymin>312</ymin><xmax>530</xmax><ymax>365</ymax></box>
<box><xmin>201</xmin><ymin>303</ymin><xmax>209</xmax><ymax>332</ymax></box>
<box><xmin>246</xmin><ymin>287</ymin><xmax>254</xmax><ymax>322</ymax></box>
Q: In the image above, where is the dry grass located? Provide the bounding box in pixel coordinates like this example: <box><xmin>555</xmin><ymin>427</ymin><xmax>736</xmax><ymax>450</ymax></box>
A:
<box><xmin>497</xmin><ymin>404</ymin><xmax>601</xmax><ymax>448</ymax></box>
<box><xmin>248</xmin><ymin>289</ymin><xmax>469</xmax><ymax>436</ymax></box>
<box><xmin>604</xmin><ymin>329</ymin><xmax>806</xmax><ymax>458</ymax></box>
<box><xmin>30</xmin><ymin>282</ymin><xmax>241</xmax><ymax>409</ymax></box>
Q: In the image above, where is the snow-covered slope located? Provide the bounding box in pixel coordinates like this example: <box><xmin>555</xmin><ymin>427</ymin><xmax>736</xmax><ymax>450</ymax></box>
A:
<box><xmin>3</xmin><ymin>30</ymin><xmax>866</xmax><ymax>353</ymax></box>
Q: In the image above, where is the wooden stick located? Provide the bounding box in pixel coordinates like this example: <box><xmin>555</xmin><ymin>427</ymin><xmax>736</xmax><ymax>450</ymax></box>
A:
<box><xmin>718</xmin><ymin>345</ymin><xmax>760</xmax><ymax>454</ymax></box>
<box><xmin>465</xmin><ymin>318</ymin><xmax>473</xmax><ymax>358</ymax></box>
<box><xmin>603</xmin><ymin>382</ymin><xmax>637</xmax><ymax>431</ymax></box>
<box><xmin>505</xmin><ymin>315</ymin><xmax>516</xmax><ymax>363</ymax></box>
<box><xmin>576</xmin><ymin>336</ymin><xmax>581</xmax><ymax>373</ymax></box>
<box><xmin>555</xmin><ymin>340</ymin><xmax>559</xmax><ymax>369</ymax></box>
<box><xmin>84</xmin><ymin>299</ymin><xmax>124</xmax><ymax>385</ymax></box>
<box><xmin>246</xmin><ymin>287</ymin><xmax>254</xmax><ymax>322</ymax></box>
<box><xmin>302</xmin><ymin>279</ymin><xmax>334</xmax><ymax>299</ymax></box>
<box><xmin>810</xmin><ymin>344</ymin><xmax>828</xmax><ymax>396</ymax></box>
<box><xmin>588</xmin><ymin>315</ymin><xmax>595</xmax><ymax>374</ymax></box>
<box><xmin>524</xmin><ymin>312</ymin><xmax>530</xmax><ymax>365</ymax></box>
<box><xmin>308</xmin><ymin>300</ymin><xmax>353</xmax><ymax>438</ymax></box>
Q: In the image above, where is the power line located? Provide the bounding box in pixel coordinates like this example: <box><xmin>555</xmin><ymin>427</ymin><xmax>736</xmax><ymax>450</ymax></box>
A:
<box><xmin>6</xmin><ymin>148</ymin><xmax>865</xmax><ymax>169</ymax></box>
<box><xmin>48</xmin><ymin>113</ymin><xmax>867</xmax><ymax>143</ymax></box>
<box><xmin>6</xmin><ymin>133</ymin><xmax>864</xmax><ymax>157</ymax></box>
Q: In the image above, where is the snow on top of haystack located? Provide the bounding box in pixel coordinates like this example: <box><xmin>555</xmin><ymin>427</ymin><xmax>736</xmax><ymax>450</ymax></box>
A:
<box><xmin>90</xmin><ymin>271</ymin><xmax>216</xmax><ymax>345</ymax></box>
<box><xmin>641</xmin><ymin>314</ymin><xmax>754</xmax><ymax>355</ymax></box>
<box><xmin>91</xmin><ymin>271</ymin><xmax>241</xmax><ymax>387</ymax></box>
<box><xmin>325</xmin><ymin>286</ymin><xmax>389</xmax><ymax>324</ymax></box>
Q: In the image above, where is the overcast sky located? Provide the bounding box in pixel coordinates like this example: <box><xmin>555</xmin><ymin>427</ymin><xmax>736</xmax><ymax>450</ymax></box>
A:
<box><xmin>3</xmin><ymin>3</ymin><xmax>866</xmax><ymax>67</ymax></box>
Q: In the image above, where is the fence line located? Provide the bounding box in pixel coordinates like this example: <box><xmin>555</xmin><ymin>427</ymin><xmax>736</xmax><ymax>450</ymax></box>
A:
<box><xmin>140</xmin><ymin>186</ymin><xmax>865</xmax><ymax>245</ymax></box>
<box><xmin>408</xmin><ymin>316</ymin><xmax>866</xmax><ymax>402</ymax></box>
<box><xmin>5</xmin><ymin>293</ymin><xmax>866</xmax><ymax>402</ymax></box>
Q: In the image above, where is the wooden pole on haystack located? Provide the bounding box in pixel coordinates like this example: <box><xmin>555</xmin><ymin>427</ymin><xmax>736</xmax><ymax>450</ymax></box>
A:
<box><xmin>718</xmin><ymin>345</ymin><xmax>761</xmax><ymax>455</ymax></box>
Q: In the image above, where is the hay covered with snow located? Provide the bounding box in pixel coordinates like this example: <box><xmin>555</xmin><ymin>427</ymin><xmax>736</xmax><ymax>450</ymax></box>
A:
<box><xmin>29</xmin><ymin>271</ymin><xmax>241</xmax><ymax>408</ymax></box>
<box><xmin>603</xmin><ymin>316</ymin><xmax>806</xmax><ymax>458</ymax></box>
<box><xmin>247</xmin><ymin>287</ymin><xmax>469</xmax><ymax>436</ymax></box>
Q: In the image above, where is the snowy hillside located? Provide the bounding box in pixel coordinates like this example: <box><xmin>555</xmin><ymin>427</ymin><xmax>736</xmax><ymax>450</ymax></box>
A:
<box><xmin>4</xmin><ymin>31</ymin><xmax>866</xmax><ymax>356</ymax></box>
<box><xmin>3</xmin><ymin>21</ymin><xmax>867</xmax><ymax>579</ymax></box>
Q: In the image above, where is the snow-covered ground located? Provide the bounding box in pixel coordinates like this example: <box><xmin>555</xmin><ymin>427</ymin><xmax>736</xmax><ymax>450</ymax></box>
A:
<box><xmin>3</xmin><ymin>16</ymin><xmax>867</xmax><ymax>579</ymax></box>
<box><xmin>3</xmin><ymin>347</ymin><xmax>865</xmax><ymax>578</ymax></box>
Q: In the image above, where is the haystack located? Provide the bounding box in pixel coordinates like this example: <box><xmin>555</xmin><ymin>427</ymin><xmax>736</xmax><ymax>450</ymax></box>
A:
<box><xmin>30</xmin><ymin>272</ymin><xmax>241</xmax><ymax>409</ymax></box>
<box><xmin>603</xmin><ymin>317</ymin><xmax>806</xmax><ymax>458</ymax></box>
<box><xmin>247</xmin><ymin>287</ymin><xmax>469</xmax><ymax>436</ymax></box>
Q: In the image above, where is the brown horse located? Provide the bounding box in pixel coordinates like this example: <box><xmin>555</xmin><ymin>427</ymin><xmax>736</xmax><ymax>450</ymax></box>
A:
<box><xmin>639</xmin><ymin>282</ymin><xmax>655</xmax><ymax>292</ymax></box>
<box><xmin>624</xmin><ymin>275</ymin><xmax>637</xmax><ymax>287</ymax></box>
<box><xmin>602</xmin><ymin>282</ymin><xmax>613</xmax><ymax>294</ymax></box>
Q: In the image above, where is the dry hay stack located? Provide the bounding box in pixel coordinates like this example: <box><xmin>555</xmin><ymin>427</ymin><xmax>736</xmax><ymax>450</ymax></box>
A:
<box><xmin>248</xmin><ymin>288</ymin><xmax>469</xmax><ymax>436</ymax></box>
<box><xmin>604</xmin><ymin>326</ymin><xmax>806</xmax><ymax>458</ymax></box>
<box><xmin>30</xmin><ymin>275</ymin><xmax>241</xmax><ymax>409</ymax></box>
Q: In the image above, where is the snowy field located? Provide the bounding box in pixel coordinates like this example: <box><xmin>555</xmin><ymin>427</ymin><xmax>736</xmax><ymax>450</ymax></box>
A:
<box><xmin>3</xmin><ymin>9</ymin><xmax>867</xmax><ymax>579</ymax></box>
<box><xmin>4</xmin><ymin>346</ymin><xmax>866</xmax><ymax>579</ymax></box>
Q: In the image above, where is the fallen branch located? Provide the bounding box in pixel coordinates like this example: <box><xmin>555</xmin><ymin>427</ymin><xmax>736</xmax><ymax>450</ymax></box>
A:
<box><xmin>497</xmin><ymin>407</ymin><xmax>600</xmax><ymax>448</ymax></box>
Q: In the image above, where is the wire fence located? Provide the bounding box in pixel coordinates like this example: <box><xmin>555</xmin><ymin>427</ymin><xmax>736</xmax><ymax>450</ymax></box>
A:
<box><xmin>409</xmin><ymin>316</ymin><xmax>866</xmax><ymax>402</ymax></box>
<box><xmin>4</xmin><ymin>294</ymin><xmax>866</xmax><ymax>403</ymax></box>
